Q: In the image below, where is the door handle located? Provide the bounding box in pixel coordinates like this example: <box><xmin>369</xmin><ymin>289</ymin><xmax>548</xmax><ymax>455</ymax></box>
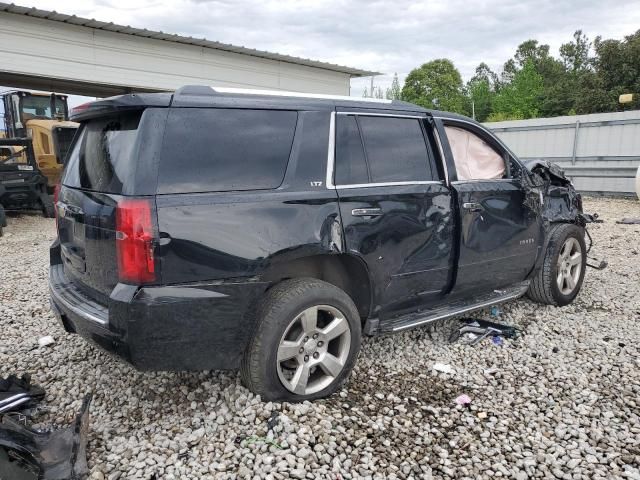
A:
<box><xmin>463</xmin><ymin>202</ymin><xmax>483</xmax><ymax>212</ymax></box>
<box><xmin>351</xmin><ymin>208</ymin><xmax>383</xmax><ymax>217</ymax></box>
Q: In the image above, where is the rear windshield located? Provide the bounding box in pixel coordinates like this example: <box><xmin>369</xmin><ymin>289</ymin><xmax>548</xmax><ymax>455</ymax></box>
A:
<box><xmin>62</xmin><ymin>112</ymin><xmax>142</xmax><ymax>193</ymax></box>
<box><xmin>157</xmin><ymin>108</ymin><xmax>297</xmax><ymax>194</ymax></box>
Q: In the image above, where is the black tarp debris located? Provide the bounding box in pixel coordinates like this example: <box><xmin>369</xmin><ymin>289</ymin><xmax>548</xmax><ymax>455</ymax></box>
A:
<box><xmin>0</xmin><ymin>394</ymin><xmax>91</xmax><ymax>480</ymax></box>
<box><xmin>616</xmin><ymin>218</ymin><xmax>640</xmax><ymax>225</ymax></box>
<box><xmin>0</xmin><ymin>375</ymin><xmax>45</xmax><ymax>415</ymax></box>
<box><xmin>449</xmin><ymin>318</ymin><xmax>522</xmax><ymax>345</ymax></box>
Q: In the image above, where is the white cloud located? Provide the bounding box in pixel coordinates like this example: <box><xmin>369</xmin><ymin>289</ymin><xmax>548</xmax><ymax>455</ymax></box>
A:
<box><xmin>26</xmin><ymin>0</ymin><xmax>640</xmax><ymax>98</ymax></box>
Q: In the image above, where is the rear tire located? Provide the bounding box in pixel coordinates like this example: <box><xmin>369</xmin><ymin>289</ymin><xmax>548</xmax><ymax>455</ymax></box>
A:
<box><xmin>241</xmin><ymin>278</ymin><xmax>361</xmax><ymax>402</ymax></box>
<box><xmin>527</xmin><ymin>223</ymin><xmax>586</xmax><ymax>306</ymax></box>
<box><xmin>41</xmin><ymin>194</ymin><xmax>55</xmax><ymax>218</ymax></box>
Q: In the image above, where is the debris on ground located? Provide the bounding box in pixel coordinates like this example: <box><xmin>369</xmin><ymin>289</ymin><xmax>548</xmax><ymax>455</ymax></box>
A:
<box><xmin>0</xmin><ymin>394</ymin><xmax>91</xmax><ymax>480</ymax></box>
<box><xmin>432</xmin><ymin>363</ymin><xmax>455</xmax><ymax>374</ymax></box>
<box><xmin>0</xmin><ymin>374</ymin><xmax>44</xmax><ymax>415</ymax></box>
<box><xmin>2</xmin><ymin>198</ymin><xmax>639</xmax><ymax>479</ymax></box>
<box><xmin>37</xmin><ymin>336</ymin><xmax>55</xmax><ymax>348</ymax></box>
<box><xmin>616</xmin><ymin>218</ymin><xmax>640</xmax><ymax>224</ymax></box>
<box><xmin>454</xmin><ymin>394</ymin><xmax>471</xmax><ymax>406</ymax></box>
<box><xmin>449</xmin><ymin>318</ymin><xmax>521</xmax><ymax>345</ymax></box>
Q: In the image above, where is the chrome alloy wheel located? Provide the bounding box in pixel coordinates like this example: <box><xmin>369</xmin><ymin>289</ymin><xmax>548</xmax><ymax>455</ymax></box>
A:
<box><xmin>556</xmin><ymin>237</ymin><xmax>583</xmax><ymax>295</ymax></box>
<box><xmin>276</xmin><ymin>305</ymin><xmax>351</xmax><ymax>395</ymax></box>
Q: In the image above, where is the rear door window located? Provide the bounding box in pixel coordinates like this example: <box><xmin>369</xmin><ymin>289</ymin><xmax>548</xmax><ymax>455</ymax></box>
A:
<box><xmin>334</xmin><ymin>114</ymin><xmax>437</xmax><ymax>186</ymax></box>
<box><xmin>335</xmin><ymin>115</ymin><xmax>369</xmax><ymax>185</ymax></box>
<box><xmin>158</xmin><ymin>109</ymin><xmax>297</xmax><ymax>194</ymax></box>
<box><xmin>358</xmin><ymin>116</ymin><xmax>434</xmax><ymax>183</ymax></box>
<box><xmin>62</xmin><ymin>112</ymin><xmax>142</xmax><ymax>193</ymax></box>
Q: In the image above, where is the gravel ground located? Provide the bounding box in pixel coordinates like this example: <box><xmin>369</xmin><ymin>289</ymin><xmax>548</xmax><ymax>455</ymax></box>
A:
<box><xmin>1</xmin><ymin>197</ymin><xmax>639</xmax><ymax>480</ymax></box>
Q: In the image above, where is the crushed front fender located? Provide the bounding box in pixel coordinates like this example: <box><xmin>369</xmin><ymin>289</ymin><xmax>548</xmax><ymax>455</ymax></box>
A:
<box><xmin>522</xmin><ymin>159</ymin><xmax>590</xmax><ymax>225</ymax></box>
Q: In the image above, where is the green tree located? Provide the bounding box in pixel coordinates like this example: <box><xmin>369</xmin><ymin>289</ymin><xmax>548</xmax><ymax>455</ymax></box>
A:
<box><xmin>490</xmin><ymin>60</ymin><xmax>543</xmax><ymax>120</ymax></box>
<box><xmin>560</xmin><ymin>30</ymin><xmax>591</xmax><ymax>72</ymax></box>
<box><xmin>467</xmin><ymin>79</ymin><xmax>493</xmax><ymax>121</ymax></box>
<box><xmin>539</xmin><ymin>30</ymin><xmax>593</xmax><ymax>116</ymax></box>
<box><xmin>470</xmin><ymin>62</ymin><xmax>500</xmax><ymax>89</ymax></box>
<box><xmin>466</xmin><ymin>63</ymin><xmax>499</xmax><ymax>121</ymax></box>
<box><xmin>386</xmin><ymin>73</ymin><xmax>402</xmax><ymax>100</ymax></box>
<box><xmin>592</xmin><ymin>30</ymin><xmax>640</xmax><ymax>110</ymax></box>
<box><xmin>401</xmin><ymin>59</ymin><xmax>466</xmax><ymax>112</ymax></box>
<box><xmin>573</xmin><ymin>72</ymin><xmax>617</xmax><ymax>113</ymax></box>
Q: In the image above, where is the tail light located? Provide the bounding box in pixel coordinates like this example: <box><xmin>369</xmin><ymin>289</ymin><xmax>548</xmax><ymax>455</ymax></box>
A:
<box><xmin>53</xmin><ymin>184</ymin><xmax>60</xmax><ymax>229</ymax></box>
<box><xmin>116</xmin><ymin>199</ymin><xmax>156</xmax><ymax>284</ymax></box>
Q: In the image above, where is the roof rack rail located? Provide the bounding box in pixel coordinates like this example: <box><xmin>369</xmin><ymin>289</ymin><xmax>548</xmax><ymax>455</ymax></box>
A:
<box><xmin>204</xmin><ymin>86</ymin><xmax>393</xmax><ymax>104</ymax></box>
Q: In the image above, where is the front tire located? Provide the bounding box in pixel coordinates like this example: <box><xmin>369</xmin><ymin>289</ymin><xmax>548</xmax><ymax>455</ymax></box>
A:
<box><xmin>527</xmin><ymin>223</ymin><xmax>587</xmax><ymax>306</ymax></box>
<box><xmin>0</xmin><ymin>204</ymin><xmax>5</xmax><ymax>237</ymax></box>
<box><xmin>40</xmin><ymin>194</ymin><xmax>55</xmax><ymax>218</ymax></box>
<box><xmin>241</xmin><ymin>278</ymin><xmax>361</xmax><ymax>402</ymax></box>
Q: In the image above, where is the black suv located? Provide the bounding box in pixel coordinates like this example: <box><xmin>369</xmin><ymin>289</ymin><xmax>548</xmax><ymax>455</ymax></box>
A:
<box><xmin>49</xmin><ymin>86</ymin><xmax>589</xmax><ymax>401</ymax></box>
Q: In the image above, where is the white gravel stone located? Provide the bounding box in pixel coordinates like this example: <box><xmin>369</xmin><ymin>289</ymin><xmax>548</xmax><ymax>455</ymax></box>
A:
<box><xmin>1</xmin><ymin>198</ymin><xmax>639</xmax><ymax>479</ymax></box>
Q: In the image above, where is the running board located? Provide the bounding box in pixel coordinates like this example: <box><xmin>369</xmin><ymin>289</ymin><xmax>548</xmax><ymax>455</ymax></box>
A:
<box><xmin>380</xmin><ymin>281</ymin><xmax>530</xmax><ymax>333</ymax></box>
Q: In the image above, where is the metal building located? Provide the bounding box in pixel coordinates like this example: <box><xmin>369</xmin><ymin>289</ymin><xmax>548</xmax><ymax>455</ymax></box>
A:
<box><xmin>486</xmin><ymin>110</ymin><xmax>640</xmax><ymax>196</ymax></box>
<box><xmin>0</xmin><ymin>3</ymin><xmax>376</xmax><ymax>98</ymax></box>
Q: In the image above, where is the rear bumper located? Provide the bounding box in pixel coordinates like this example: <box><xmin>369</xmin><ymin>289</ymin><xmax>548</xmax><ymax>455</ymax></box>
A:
<box><xmin>49</xmin><ymin>263</ymin><xmax>268</xmax><ymax>371</ymax></box>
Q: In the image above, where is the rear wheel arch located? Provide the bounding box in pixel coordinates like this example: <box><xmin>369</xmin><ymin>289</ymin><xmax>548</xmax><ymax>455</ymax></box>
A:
<box><xmin>261</xmin><ymin>253</ymin><xmax>373</xmax><ymax>322</ymax></box>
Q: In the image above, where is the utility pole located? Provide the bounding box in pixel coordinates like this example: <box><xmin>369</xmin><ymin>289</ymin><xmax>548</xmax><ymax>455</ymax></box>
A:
<box><xmin>472</xmin><ymin>100</ymin><xmax>476</xmax><ymax>120</ymax></box>
<box><xmin>369</xmin><ymin>76</ymin><xmax>375</xmax><ymax>98</ymax></box>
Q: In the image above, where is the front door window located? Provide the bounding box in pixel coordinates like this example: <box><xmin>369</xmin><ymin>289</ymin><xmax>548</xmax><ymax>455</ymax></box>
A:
<box><xmin>444</xmin><ymin>126</ymin><xmax>505</xmax><ymax>181</ymax></box>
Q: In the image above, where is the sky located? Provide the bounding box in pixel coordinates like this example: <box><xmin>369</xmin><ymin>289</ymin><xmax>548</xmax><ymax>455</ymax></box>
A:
<box><xmin>19</xmin><ymin>0</ymin><xmax>640</xmax><ymax>102</ymax></box>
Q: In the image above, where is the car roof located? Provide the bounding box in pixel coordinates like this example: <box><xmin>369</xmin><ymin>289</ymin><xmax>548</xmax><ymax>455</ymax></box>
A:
<box><xmin>70</xmin><ymin>85</ymin><xmax>474</xmax><ymax>123</ymax></box>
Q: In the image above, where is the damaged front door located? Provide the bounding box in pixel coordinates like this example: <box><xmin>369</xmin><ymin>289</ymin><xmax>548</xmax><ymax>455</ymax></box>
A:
<box><xmin>434</xmin><ymin>118</ymin><xmax>543</xmax><ymax>294</ymax></box>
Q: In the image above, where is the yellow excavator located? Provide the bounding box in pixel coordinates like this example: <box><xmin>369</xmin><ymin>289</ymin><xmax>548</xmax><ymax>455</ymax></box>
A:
<box><xmin>1</xmin><ymin>90</ymin><xmax>78</xmax><ymax>192</ymax></box>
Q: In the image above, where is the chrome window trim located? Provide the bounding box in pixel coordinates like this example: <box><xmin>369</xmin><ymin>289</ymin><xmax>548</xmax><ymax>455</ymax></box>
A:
<box><xmin>337</xmin><ymin>180</ymin><xmax>443</xmax><ymax>189</ymax></box>
<box><xmin>337</xmin><ymin>111</ymin><xmax>426</xmax><ymax>119</ymax></box>
<box><xmin>431</xmin><ymin>125</ymin><xmax>450</xmax><ymax>187</ymax></box>
<box><xmin>451</xmin><ymin>179</ymin><xmax>515</xmax><ymax>185</ymax></box>
<box><xmin>327</xmin><ymin>111</ymin><xmax>439</xmax><ymax>189</ymax></box>
<box><xmin>326</xmin><ymin>111</ymin><xmax>336</xmax><ymax>188</ymax></box>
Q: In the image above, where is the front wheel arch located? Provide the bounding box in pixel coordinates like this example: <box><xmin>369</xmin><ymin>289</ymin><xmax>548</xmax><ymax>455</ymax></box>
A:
<box><xmin>527</xmin><ymin>223</ymin><xmax>587</xmax><ymax>306</ymax></box>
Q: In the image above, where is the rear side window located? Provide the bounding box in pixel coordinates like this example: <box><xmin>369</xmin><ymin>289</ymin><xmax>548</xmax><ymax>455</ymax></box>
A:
<box><xmin>358</xmin><ymin>116</ymin><xmax>432</xmax><ymax>183</ymax></box>
<box><xmin>334</xmin><ymin>114</ymin><xmax>436</xmax><ymax>186</ymax></box>
<box><xmin>63</xmin><ymin>112</ymin><xmax>142</xmax><ymax>193</ymax></box>
<box><xmin>158</xmin><ymin>109</ymin><xmax>297</xmax><ymax>194</ymax></box>
<box><xmin>335</xmin><ymin>115</ymin><xmax>368</xmax><ymax>185</ymax></box>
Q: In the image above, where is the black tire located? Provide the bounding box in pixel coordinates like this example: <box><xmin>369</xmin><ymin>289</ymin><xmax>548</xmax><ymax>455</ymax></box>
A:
<box><xmin>241</xmin><ymin>278</ymin><xmax>362</xmax><ymax>402</ymax></box>
<box><xmin>41</xmin><ymin>194</ymin><xmax>55</xmax><ymax>218</ymax></box>
<box><xmin>527</xmin><ymin>223</ymin><xmax>587</xmax><ymax>306</ymax></box>
<box><xmin>0</xmin><ymin>204</ymin><xmax>5</xmax><ymax>237</ymax></box>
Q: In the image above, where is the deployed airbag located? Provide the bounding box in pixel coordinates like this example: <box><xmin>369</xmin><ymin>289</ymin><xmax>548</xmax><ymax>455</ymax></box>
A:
<box><xmin>445</xmin><ymin>126</ymin><xmax>505</xmax><ymax>180</ymax></box>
